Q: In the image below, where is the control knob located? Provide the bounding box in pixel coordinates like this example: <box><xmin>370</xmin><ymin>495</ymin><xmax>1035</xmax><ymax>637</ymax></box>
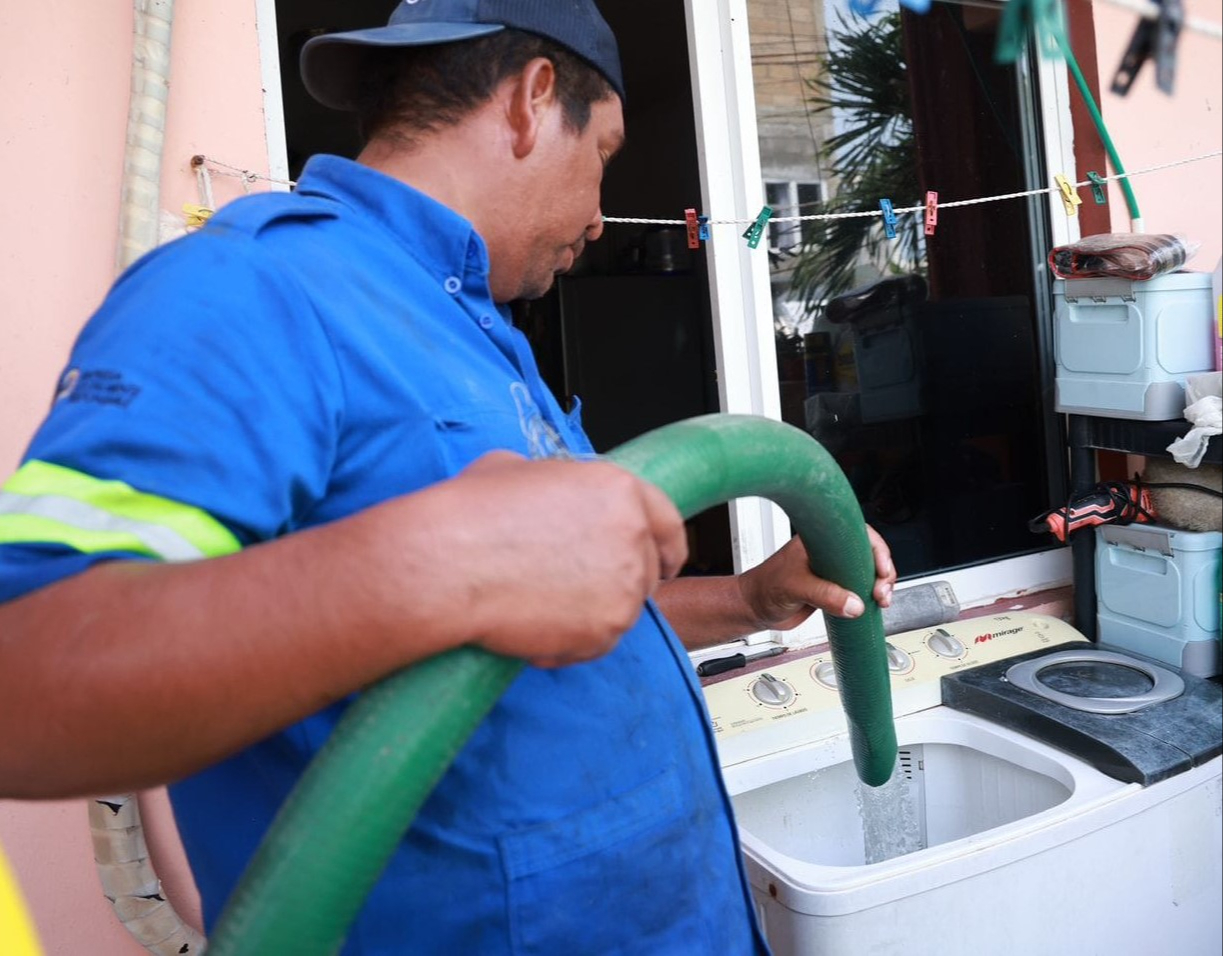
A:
<box><xmin>927</xmin><ymin>627</ymin><xmax>966</xmax><ymax>659</ymax></box>
<box><xmin>811</xmin><ymin>660</ymin><xmax>838</xmax><ymax>690</ymax></box>
<box><xmin>751</xmin><ymin>673</ymin><xmax>795</xmax><ymax>706</ymax></box>
<box><xmin>886</xmin><ymin>642</ymin><xmax>914</xmax><ymax>673</ymax></box>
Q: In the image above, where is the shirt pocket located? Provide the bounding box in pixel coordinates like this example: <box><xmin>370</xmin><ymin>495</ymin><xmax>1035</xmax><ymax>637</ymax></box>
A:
<box><xmin>432</xmin><ymin>403</ymin><xmax>533</xmax><ymax>474</ymax></box>
<box><xmin>498</xmin><ymin>768</ymin><xmax>715</xmax><ymax>956</ymax></box>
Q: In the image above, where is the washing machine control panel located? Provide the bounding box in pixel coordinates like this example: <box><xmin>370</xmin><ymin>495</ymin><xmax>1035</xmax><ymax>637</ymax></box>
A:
<box><xmin>702</xmin><ymin>612</ymin><xmax>1086</xmax><ymax>768</ymax></box>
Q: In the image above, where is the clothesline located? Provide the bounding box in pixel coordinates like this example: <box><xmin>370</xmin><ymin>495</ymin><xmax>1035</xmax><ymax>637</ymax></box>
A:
<box><xmin>607</xmin><ymin>149</ymin><xmax>1222</xmax><ymax>226</ymax></box>
<box><xmin>192</xmin><ymin>149</ymin><xmax>1220</xmax><ymax>230</ymax></box>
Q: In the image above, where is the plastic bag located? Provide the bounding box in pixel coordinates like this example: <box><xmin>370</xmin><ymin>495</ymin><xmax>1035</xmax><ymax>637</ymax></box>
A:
<box><xmin>1047</xmin><ymin>233</ymin><xmax>1199</xmax><ymax>281</ymax></box>
<box><xmin>1167</xmin><ymin>371</ymin><xmax>1222</xmax><ymax>468</ymax></box>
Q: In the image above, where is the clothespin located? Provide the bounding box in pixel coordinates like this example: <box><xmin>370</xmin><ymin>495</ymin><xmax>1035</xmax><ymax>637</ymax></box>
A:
<box><xmin>685</xmin><ymin>208</ymin><xmax>701</xmax><ymax>249</ymax></box>
<box><xmin>1085</xmin><ymin>172</ymin><xmax>1108</xmax><ymax>205</ymax></box>
<box><xmin>995</xmin><ymin>0</ymin><xmax>1068</xmax><ymax>64</ymax></box>
<box><xmin>897</xmin><ymin>0</ymin><xmax>932</xmax><ymax>13</ymax></box>
<box><xmin>1054</xmin><ymin>175</ymin><xmax>1082</xmax><ymax>217</ymax></box>
<box><xmin>879</xmin><ymin>199</ymin><xmax>898</xmax><ymax>240</ymax></box>
<box><xmin>743</xmin><ymin>206</ymin><xmax>773</xmax><ymax>250</ymax></box>
<box><xmin>924</xmin><ymin>191</ymin><xmax>939</xmax><ymax>237</ymax></box>
<box><xmin>697</xmin><ymin>215</ymin><xmax>710</xmax><ymax>242</ymax></box>
<box><xmin>182</xmin><ymin>203</ymin><xmax>214</xmax><ymax>229</ymax></box>
<box><xmin>849</xmin><ymin>0</ymin><xmax>880</xmax><ymax>16</ymax></box>
<box><xmin>1111</xmin><ymin>0</ymin><xmax>1182</xmax><ymax>96</ymax></box>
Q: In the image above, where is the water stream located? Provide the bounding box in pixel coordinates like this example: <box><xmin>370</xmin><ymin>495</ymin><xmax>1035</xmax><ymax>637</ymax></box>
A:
<box><xmin>856</xmin><ymin>756</ymin><xmax>925</xmax><ymax>864</ymax></box>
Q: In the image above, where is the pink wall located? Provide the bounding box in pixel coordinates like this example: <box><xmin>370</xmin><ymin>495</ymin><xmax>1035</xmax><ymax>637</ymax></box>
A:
<box><xmin>1094</xmin><ymin>0</ymin><xmax>1223</xmax><ymax>268</ymax></box>
<box><xmin>0</xmin><ymin>1</ymin><xmax>274</xmax><ymax>952</ymax></box>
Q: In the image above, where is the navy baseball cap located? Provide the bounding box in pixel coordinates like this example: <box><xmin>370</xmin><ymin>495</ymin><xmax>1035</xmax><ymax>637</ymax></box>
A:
<box><xmin>301</xmin><ymin>0</ymin><xmax>624</xmax><ymax>110</ymax></box>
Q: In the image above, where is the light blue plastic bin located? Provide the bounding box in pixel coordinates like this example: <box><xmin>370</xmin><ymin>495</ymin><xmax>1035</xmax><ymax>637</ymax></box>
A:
<box><xmin>1095</xmin><ymin>523</ymin><xmax>1222</xmax><ymax>678</ymax></box>
<box><xmin>1054</xmin><ymin>272</ymin><xmax>1215</xmax><ymax>420</ymax></box>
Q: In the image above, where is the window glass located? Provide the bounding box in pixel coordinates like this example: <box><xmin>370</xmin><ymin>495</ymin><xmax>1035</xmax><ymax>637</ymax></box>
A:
<box><xmin>748</xmin><ymin>0</ymin><xmax>1063</xmax><ymax>580</ymax></box>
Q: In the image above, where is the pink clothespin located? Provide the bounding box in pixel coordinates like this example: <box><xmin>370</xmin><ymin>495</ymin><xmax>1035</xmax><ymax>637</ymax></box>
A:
<box><xmin>924</xmin><ymin>191</ymin><xmax>939</xmax><ymax>236</ymax></box>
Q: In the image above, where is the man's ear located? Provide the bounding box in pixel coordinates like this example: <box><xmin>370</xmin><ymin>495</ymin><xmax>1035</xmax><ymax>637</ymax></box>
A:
<box><xmin>507</xmin><ymin>57</ymin><xmax>558</xmax><ymax>160</ymax></box>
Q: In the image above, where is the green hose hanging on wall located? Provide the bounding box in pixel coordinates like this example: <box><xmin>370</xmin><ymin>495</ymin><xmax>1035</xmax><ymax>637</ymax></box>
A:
<box><xmin>206</xmin><ymin>413</ymin><xmax>897</xmax><ymax>955</ymax></box>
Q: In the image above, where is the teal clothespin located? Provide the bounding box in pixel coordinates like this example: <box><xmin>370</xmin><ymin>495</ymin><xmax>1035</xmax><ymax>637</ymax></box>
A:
<box><xmin>743</xmin><ymin>206</ymin><xmax>773</xmax><ymax>249</ymax></box>
<box><xmin>879</xmin><ymin>199</ymin><xmax>898</xmax><ymax>240</ymax></box>
<box><xmin>1086</xmin><ymin>171</ymin><xmax>1108</xmax><ymax>205</ymax></box>
<box><xmin>995</xmin><ymin>0</ymin><xmax>1068</xmax><ymax>64</ymax></box>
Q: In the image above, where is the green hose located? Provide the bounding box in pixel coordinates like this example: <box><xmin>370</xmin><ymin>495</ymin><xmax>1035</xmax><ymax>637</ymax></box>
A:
<box><xmin>206</xmin><ymin>413</ymin><xmax>897</xmax><ymax>955</ymax></box>
<box><xmin>1054</xmin><ymin>30</ymin><xmax>1142</xmax><ymax>226</ymax></box>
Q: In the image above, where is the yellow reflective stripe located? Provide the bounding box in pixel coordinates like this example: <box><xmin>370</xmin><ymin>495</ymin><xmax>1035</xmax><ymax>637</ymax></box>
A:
<box><xmin>0</xmin><ymin>846</ymin><xmax>43</xmax><ymax>956</ymax></box>
<box><xmin>0</xmin><ymin>513</ymin><xmax>166</xmax><ymax>560</ymax></box>
<box><xmin>0</xmin><ymin>460</ymin><xmax>240</xmax><ymax>559</ymax></box>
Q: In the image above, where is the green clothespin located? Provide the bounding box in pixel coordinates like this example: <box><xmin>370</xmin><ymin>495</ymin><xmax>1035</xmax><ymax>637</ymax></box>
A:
<box><xmin>996</xmin><ymin>0</ymin><xmax>1068</xmax><ymax>64</ymax></box>
<box><xmin>743</xmin><ymin>206</ymin><xmax>773</xmax><ymax>250</ymax></box>
<box><xmin>1086</xmin><ymin>171</ymin><xmax>1108</xmax><ymax>205</ymax></box>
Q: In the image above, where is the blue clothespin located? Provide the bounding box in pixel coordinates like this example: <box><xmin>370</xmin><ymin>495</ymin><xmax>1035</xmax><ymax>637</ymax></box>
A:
<box><xmin>898</xmin><ymin>0</ymin><xmax>932</xmax><ymax>13</ymax></box>
<box><xmin>698</xmin><ymin>215</ymin><xmax>710</xmax><ymax>242</ymax></box>
<box><xmin>743</xmin><ymin>206</ymin><xmax>773</xmax><ymax>250</ymax></box>
<box><xmin>879</xmin><ymin>199</ymin><xmax>898</xmax><ymax>240</ymax></box>
<box><xmin>849</xmin><ymin>0</ymin><xmax>881</xmax><ymax>16</ymax></box>
<box><xmin>995</xmin><ymin>0</ymin><xmax>1068</xmax><ymax>64</ymax></box>
<box><xmin>1085</xmin><ymin>172</ymin><xmax>1108</xmax><ymax>205</ymax></box>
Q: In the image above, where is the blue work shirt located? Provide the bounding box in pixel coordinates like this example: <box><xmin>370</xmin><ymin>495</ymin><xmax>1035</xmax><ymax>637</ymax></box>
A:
<box><xmin>0</xmin><ymin>155</ymin><xmax>768</xmax><ymax>955</ymax></box>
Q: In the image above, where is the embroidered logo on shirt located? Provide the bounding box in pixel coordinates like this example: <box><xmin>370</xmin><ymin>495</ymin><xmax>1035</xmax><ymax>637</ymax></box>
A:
<box><xmin>511</xmin><ymin>382</ymin><xmax>569</xmax><ymax>459</ymax></box>
<box><xmin>53</xmin><ymin>368</ymin><xmax>141</xmax><ymax>409</ymax></box>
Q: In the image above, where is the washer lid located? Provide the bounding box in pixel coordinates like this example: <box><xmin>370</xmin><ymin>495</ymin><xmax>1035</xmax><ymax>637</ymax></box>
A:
<box><xmin>941</xmin><ymin>643</ymin><xmax>1223</xmax><ymax>785</ymax></box>
<box><xmin>1005</xmin><ymin>649</ymin><xmax>1184</xmax><ymax>714</ymax></box>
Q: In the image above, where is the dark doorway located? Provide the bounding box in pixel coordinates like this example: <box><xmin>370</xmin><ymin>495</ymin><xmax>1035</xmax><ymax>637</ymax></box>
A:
<box><xmin>275</xmin><ymin>1</ymin><xmax>733</xmax><ymax>574</ymax></box>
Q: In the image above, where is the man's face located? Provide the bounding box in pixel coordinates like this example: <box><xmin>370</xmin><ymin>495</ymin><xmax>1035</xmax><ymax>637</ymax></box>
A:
<box><xmin>501</xmin><ymin>94</ymin><xmax>625</xmax><ymax>302</ymax></box>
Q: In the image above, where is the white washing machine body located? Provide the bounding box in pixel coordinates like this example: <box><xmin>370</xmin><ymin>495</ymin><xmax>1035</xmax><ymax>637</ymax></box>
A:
<box><xmin>703</xmin><ymin>612</ymin><xmax>1223</xmax><ymax>956</ymax></box>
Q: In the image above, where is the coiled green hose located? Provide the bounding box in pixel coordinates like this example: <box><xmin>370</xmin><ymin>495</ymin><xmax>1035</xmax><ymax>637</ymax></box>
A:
<box><xmin>206</xmin><ymin>413</ymin><xmax>896</xmax><ymax>955</ymax></box>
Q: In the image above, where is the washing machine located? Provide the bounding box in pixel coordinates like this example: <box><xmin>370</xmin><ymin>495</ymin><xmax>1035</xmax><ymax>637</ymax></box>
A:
<box><xmin>702</xmin><ymin>612</ymin><xmax>1223</xmax><ymax>956</ymax></box>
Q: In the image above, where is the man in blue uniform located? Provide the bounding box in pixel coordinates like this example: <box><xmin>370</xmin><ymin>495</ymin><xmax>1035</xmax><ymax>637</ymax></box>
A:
<box><xmin>0</xmin><ymin>2</ymin><xmax>894</xmax><ymax>952</ymax></box>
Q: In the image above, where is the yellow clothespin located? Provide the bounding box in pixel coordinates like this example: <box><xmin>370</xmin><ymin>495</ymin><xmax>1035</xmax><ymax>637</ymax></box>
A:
<box><xmin>182</xmin><ymin>203</ymin><xmax>214</xmax><ymax>229</ymax></box>
<box><xmin>1054</xmin><ymin>175</ymin><xmax>1082</xmax><ymax>217</ymax></box>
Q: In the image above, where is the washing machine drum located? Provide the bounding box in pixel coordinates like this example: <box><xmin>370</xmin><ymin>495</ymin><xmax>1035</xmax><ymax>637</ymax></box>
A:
<box><xmin>1005</xmin><ymin>648</ymin><xmax>1184</xmax><ymax>714</ymax></box>
<box><xmin>941</xmin><ymin>642</ymin><xmax>1223</xmax><ymax>785</ymax></box>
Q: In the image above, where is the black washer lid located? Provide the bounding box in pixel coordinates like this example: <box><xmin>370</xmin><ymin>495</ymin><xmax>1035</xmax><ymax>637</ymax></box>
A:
<box><xmin>941</xmin><ymin>642</ymin><xmax>1223</xmax><ymax>785</ymax></box>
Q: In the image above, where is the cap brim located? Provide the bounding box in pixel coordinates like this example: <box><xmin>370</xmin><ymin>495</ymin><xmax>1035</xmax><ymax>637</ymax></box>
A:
<box><xmin>301</xmin><ymin>22</ymin><xmax>506</xmax><ymax>111</ymax></box>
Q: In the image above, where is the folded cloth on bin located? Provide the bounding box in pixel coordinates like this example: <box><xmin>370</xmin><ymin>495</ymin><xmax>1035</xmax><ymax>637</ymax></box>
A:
<box><xmin>1048</xmin><ymin>233</ymin><xmax>1198</xmax><ymax>280</ymax></box>
<box><xmin>1168</xmin><ymin>371</ymin><xmax>1223</xmax><ymax>468</ymax></box>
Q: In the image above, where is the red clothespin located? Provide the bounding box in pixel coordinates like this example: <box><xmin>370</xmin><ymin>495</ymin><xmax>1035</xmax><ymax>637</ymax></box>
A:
<box><xmin>924</xmin><ymin>191</ymin><xmax>939</xmax><ymax>236</ymax></box>
<box><xmin>685</xmin><ymin>208</ymin><xmax>701</xmax><ymax>249</ymax></box>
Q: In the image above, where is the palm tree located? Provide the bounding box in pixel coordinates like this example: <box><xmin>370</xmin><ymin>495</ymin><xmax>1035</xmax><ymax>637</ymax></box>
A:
<box><xmin>788</xmin><ymin>11</ymin><xmax>923</xmax><ymax>317</ymax></box>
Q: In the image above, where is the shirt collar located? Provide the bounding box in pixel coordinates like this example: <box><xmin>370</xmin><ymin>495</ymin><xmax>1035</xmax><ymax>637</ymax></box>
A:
<box><xmin>293</xmin><ymin>154</ymin><xmax>491</xmax><ymax>287</ymax></box>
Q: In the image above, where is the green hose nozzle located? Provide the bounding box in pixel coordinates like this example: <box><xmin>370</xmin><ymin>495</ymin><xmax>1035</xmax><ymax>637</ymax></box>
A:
<box><xmin>206</xmin><ymin>413</ymin><xmax>897</xmax><ymax>955</ymax></box>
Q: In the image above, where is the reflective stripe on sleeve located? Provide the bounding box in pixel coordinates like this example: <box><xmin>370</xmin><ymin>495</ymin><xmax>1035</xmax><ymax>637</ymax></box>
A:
<box><xmin>0</xmin><ymin>460</ymin><xmax>241</xmax><ymax>562</ymax></box>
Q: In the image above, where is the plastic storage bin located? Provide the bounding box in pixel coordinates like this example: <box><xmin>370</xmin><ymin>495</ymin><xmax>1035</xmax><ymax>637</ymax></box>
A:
<box><xmin>1055</xmin><ymin>272</ymin><xmax>1215</xmax><ymax>420</ymax></box>
<box><xmin>1095</xmin><ymin>523</ymin><xmax>1222</xmax><ymax>678</ymax></box>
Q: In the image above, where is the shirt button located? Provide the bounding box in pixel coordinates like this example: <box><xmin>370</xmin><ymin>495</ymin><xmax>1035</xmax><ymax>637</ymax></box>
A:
<box><xmin>443</xmin><ymin>276</ymin><xmax>462</xmax><ymax>294</ymax></box>
<box><xmin>478</xmin><ymin>315</ymin><xmax>495</xmax><ymax>330</ymax></box>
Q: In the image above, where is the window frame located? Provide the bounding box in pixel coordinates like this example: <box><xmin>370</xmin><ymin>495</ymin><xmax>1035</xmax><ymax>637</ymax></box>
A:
<box><xmin>684</xmin><ymin>0</ymin><xmax>1075</xmax><ymax>645</ymax></box>
<box><xmin>255</xmin><ymin>0</ymin><xmax>1079</xmax><ymax>647</ymax></box>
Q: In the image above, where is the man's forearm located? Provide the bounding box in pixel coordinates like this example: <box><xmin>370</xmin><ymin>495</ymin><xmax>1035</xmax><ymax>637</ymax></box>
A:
<box><xmin>654</xmin><ymin>576</ymin><xmax>762</xmax><ymax>650</ymax></box>
<box><xmin>0</xmin><ymin>503</ymin><xmax>472</xmax><ymax>799</ymax></box>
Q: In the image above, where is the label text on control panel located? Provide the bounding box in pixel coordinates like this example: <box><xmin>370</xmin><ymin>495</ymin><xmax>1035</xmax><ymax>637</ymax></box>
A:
<box><xmin>973</xmin><ymin>626</ymin><xmax>1023</xmax><ymax>644</ymax></box>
